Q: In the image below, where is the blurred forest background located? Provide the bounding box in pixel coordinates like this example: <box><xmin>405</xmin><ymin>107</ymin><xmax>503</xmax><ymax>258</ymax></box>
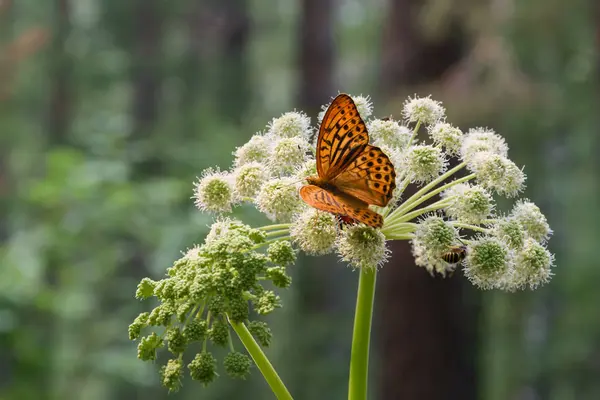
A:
<box><xmin>0</xmin><ymin>0</ymin><xmax>598</xmax><ymax>399</ymax></box>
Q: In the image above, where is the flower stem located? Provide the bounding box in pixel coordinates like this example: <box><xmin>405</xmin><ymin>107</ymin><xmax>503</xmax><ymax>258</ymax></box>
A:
<box><xmin>228</xmin><ymin>317</ymin><xmax>293</xmax><ymax>400</ymax></box>
<box><xmin>452</xmin><ymin>222</ymin><xmax>491</xmax><ymax>234</ymax></box>
<box><xmin>388</xmin><ymin>162</ymin><xmax>467</xmax><ymax>220</ymax></box>
<box><xmin>257</xmin><ymin>224</ymin><xmax>292</xmax><ymax>231</ymax></box>
<box><xmin>265</xmin><ymin>229</ymin><xmax>291</xmax><ymax>237</ymax></box>
<box><xmin>348</xmin><ymin>268</ymin><xmax>377</xmax><ymax>400</ymax></box>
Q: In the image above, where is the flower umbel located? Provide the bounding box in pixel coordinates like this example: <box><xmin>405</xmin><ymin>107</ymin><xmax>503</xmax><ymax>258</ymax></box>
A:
<box><xmin>131</xmin><ymin>92</ymin><xmax>555</xmax><ymax>395</ymax></box>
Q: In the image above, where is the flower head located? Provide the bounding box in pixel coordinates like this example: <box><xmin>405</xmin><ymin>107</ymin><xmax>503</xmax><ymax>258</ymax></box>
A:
<box><xmin>402</xmin><ymin>95</ymin><xmax>445</xmax><ymax>125</ymax></box>
<box><xmin>460</xmin><ymin>127</ymin><xmax>508</xmax><ymax>162</ymax></box>
<box><xmin>268</xmin><ymin>136</ymin><xmax>311</xmax><ymax>175</ymax></box>
<box><xmin>428</xmin><ymin>122</ymin><xmax>463</xmax><ymax>156</ymax></box>
<box><xmin>510</xmin><ymin>200</ymin><xmax>552</xmax><ymax>243</ymax></box>
<box><xmin>193</xmin><ymin>168</ymin><xmax>235</xmax><ymax>213</ymax></box>
<box><xmin>233</xmin><ymin>162</ymin><xmax>269</xmax><ymax>199</ymax></box>
<box><xmin>369</xmin><ymin>118</ymin><xmax>412</xmax><ymax>150</ymax></box>
<box><xmin>463</xmin><ymin>237</ymin><xmax>511</xmax><ymax>289</ymax></box>
<box><xmin>442</xmin><ymin>183</ymin><xmax>494</xmax><ymax>224</ymax></box>
<box><xmin>268</xmin><ymin>111</ymin><xmax>311</xmax><ymax>139</ymax></box>
<box><xmin>400</xmin><ymin>145</ymin><xmax>447</xmax><ymax>184</ymax></box>
<box><xmin>411</xmin><ymin>216</ymin><xmax>460</xmax><ymax>274</ymax></box>
<box><xmin>336</xmin><ymin>225</ymin><xmax>389</xmax><ymax>269</ymax></box>
<box><xmin>256</xmin><ymin>177</ymin><xmax>304</xmax><ymax>222</ymax></box>
<box><xmin>469</xmin><ymin>153</ymin><xmax>526</xmax><ymax>197</ymax></box>
<box><xmin>290</xmin><ymin>209</ymin><xmax>339</xmax><ymax>255</ymax></box>
<box><xmin>234</xmin><ymin>134</ymin><xmax>270</xmax><ymax>167</ymax></box>
<box><xmin>492</xmin><ymin>217</ymin><xmax>525</xmax><ymax>250</ymax></box>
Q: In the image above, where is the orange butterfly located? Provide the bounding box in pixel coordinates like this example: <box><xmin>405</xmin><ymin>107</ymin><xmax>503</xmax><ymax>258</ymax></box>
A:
<box><xmin>300</xmin><ymin>94</ymin><xmax>396</xmax><ymax>228</ymax></box>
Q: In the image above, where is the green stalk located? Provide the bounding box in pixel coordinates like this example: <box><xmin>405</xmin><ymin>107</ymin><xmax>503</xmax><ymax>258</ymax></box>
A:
<box><xmin>257</xmin><ymin>223</ymin><xmax>292</xmax><ymax>231</ymax></box>
<box><xmin>265</xmin><ymin>229</ymin><xmax>291</xmax><ymax>237</ymax></box>
<box><xmin>348</xmin><ymin>268</ymin><xmax>377</xmax><ymax>400</ymax></box>
<box><xmin>387</xmin><ymin>162</ymin><xmax>467</xmax><ymax>220</ymax></box>
<box><xmin>228</xmin><ymin>317</ymin><xmax>293</xmax><ymax>400</ymax></box>
<box><xmin>452</xmin><ymin>222</ymin><xmax>491</xmax><ymax>234</ymax></box>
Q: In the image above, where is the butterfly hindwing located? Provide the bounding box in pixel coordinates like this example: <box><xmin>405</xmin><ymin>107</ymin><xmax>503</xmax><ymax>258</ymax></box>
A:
<box><xmin>299</xmin><ymin>185</ymin><xmax>384</xmax><ymax>228</ymax></box>
<box><xmin>299</xmin><ymin>185</ymin><xmax>347</xmax><ymax>216</ymax></box>
<box><xmin>332</xmin><ymin>145</ymin><xmax>396</xmax><ymax>206</ymax></box>
<box><xmin>317</xmin><ymin>94</ymin><xmax>369</xmax><ymax>180</ymax></box>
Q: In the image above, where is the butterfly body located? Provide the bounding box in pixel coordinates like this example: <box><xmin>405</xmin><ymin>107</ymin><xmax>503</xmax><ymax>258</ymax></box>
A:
<box><xmin>299</xmin><ymin>94</ymin><xmax>397</xmax><ymax>228</ymax></box>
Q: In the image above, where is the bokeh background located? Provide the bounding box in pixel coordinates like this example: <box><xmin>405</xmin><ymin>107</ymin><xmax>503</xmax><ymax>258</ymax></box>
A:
<box><xmin>1</xmin><ymin>0</ymin><xmax>598</xmax><ymax>399</ymax></box>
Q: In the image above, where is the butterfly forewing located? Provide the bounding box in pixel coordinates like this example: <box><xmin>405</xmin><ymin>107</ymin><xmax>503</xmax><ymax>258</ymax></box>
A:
<box><xmin>317</xmin><ymin>94</ymin><xmax>369</xmax><ymax>180</ymax></box>
<box><xmin>332</xmin><ymin>145</ymin><xmax>396</xmax><ymax>206</ymax></box>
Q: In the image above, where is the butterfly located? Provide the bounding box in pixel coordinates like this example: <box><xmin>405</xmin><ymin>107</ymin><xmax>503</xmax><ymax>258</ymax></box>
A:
<box><xmin>300</xmin><ymin>94</ymin><xmax>396</xmax><ymax>228</ymax></box>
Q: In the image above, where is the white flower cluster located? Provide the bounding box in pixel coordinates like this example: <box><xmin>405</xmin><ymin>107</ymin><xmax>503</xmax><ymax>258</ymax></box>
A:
<box><xmin>191</xmin><ymin>93</ymin><xmax>555</xmax><ymax>283</ymax></box>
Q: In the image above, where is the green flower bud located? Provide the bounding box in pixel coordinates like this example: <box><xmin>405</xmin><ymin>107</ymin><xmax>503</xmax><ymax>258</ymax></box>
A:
<box><xmin>224</xmin><ymin>352</ymin><xmax>252</xmax><ymax>379</ymax></box>
<box><xmin>128</xmin><ymin>312</ymin><xmax>149</xmax><ymax>340</ymax></box>
<box><xmin>135</xmin><ymin>278</ymin><xmax>156</xmax><ymax>300</ymax></box>
<box><xmin>402</xmin><ymin>95</ymin><xmax>445</xmax><ymax>125</ymax></box>
<box><xmin>336</xmin><ymin>225</ymin><xmax>389</xmax><ymax>269</ymax></box>
<box><xmin>267</xmin><ymin>240</ymin><xmax>296</xmax><ymax>266</ymax></box>
<box><xmin>207</xmin><ymin>296</ymin><xmax>225</xmax><ymax>317</ymax></box>
<box><xmin>247</xmin><ymin>321</ymin><xmax>272</xmax><ymax>347</ymax></box>
<box><xmin>137</xmin><ymin>332</ymin><xmax>163</xmax><ymax>361</ymax></box>
<box><xmin>209</xmin><ymin>318</ymin><xmax>230</xmax><ymax>347</ymax></box>
<box><xmin>166</xmin><ymin>327</ymin><xmax>187</xmax><ymax>355</ymax></box>
<box><xmin>183</xmin><ymin>319</ymin><xmax>207</xmax><ymax>342</ymax></box>
<box><xmin>228</xmin><ymin>296</ymin><xmax>249</xmax><ymax>323</ymax></box>
<box><xmin>463</xmin><ymin>237</ymin><xmax>510</xmax><ymax>289</ymax></box>
<box><xmin>255</xmin><ymin>291</ymin><xmax>281</xmax><ymax>315</ymax></box>
<box><xmin>160</xmin><ymin>358</ymin><xmax>183</xmax><ymax>392</ymax></box>
<box><xmin>256</xmin><ymin>177</ymin><xmax>304</xmax><ymax>222</ymax></box>
<box><xmin>148</xmin><ymin>304</ymin><xmax>174</xmax><ymax>327</ymax></box>
<box><xmin>154</xmin><ymin>279</ymin><xmax>176</xmax><ymax>301</ymax></box>
<box><xmin>188</xmin><ymin>352</ymin><xmax>218</xmax><ymax>385</ymax></box>
<box><xmin>266</xmin><ymin>267</ymin><xmax>292</xmax><ymax>288</ymax></box>
<box><xmin>193</xmin><ymin>168</ymin><xmax>235</xmax><ymax>213</ymax></box>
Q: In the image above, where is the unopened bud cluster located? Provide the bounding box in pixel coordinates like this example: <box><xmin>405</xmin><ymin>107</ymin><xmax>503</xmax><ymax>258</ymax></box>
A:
<box><xmin>129</xmin><ymin>219</ymin><xmax>294</xmax><ymax>391</ymax></box>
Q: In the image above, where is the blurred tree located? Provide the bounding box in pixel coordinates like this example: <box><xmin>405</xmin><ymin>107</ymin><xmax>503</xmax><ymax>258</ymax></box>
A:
<box><xmin>376</xmin><ymin>1</ymin><xmax>477</xmax><ymax>399</ymax></box>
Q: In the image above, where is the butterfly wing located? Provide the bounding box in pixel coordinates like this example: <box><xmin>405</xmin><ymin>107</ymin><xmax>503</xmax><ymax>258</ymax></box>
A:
<box><xmin>317</xmin><ymin>94</ymin><xmax>369</xmax><ymax>180</ymax></box>
<box><xmin>299</xmin><ymin>185</ymin><xmax>384</xmax><ymax>228</ymax></box>
<box><xmin>332</xmin><ymin>144</ymin><xmax>396</xmax><ymax>207</ymax></box>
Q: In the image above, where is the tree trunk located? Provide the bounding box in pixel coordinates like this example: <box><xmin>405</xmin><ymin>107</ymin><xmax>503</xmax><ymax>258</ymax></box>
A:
<box><xmin>377</xmin><ymin>1</ymin><xmax>477</xmax><ymax>399</ymax></box>
<box><xmin>298</xmin><ymin>0</ymin><xmax>335</xmax><ymax>115</ymax></box>
<box><xmin>292</xmin><ymin>1</ymin><xmax>347</xmax><ymax>399</ymax></box>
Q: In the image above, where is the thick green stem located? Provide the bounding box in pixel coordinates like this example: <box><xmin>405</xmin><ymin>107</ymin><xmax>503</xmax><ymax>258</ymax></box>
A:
<box><xmin>348</xmin><ymin>268</ymin><xmax>377</xmax><ymax>400</ymax></box>
<box><xmin>228</xmin><ymin>317</ymin><xmax>293</xmax><ymax>400</ymax></box>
